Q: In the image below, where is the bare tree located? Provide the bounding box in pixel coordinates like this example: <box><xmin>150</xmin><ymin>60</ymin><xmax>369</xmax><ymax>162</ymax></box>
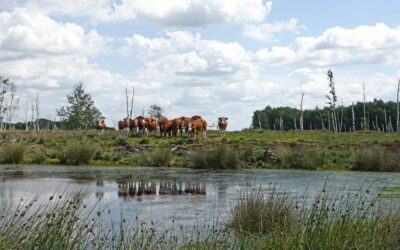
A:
<box><xmin>5</xmin><ymin>83</ymin><xmax>19</xmax><ymax>130</ymax></box>
<box><xmin>0</xmin><ymin>77</ymin><xmax>10</xmax><ymax>132</ymax></box>
<box><xmin>124</xmin><ymin>85</ymin><xmax>135</xmax><ymax>133</ymax></box>
<box><xmin>299</xmin><ymin>92</ymin><xmax>304</xmax><ymax>131</ymax></box>
<box><xmin>351</xmin><ymin>102</ymin><xmax>356</xmax><ymax>132</ymax></box>
<box><xmin>318</xmin><ymin>112</ymin><xmax>325</xmax><ymax>130</ymax></box>
<box><xmin>397</xmin><ymin>79</ymin><xmax>400</xmax><ymax>132</ymax></box>
<box><xmin>326</xmin><ymin>69</ymin><xmax>338</xmax><ymax>133</ymax></box>
<box><xmin>24</xmin><ymin>99</ymin><xmax>29</xmax><ymax>131</ymax></box>
<box><xmin>362</xmin><ymin>82</ymin><xmax>368</xmax><ymax>130</ymax></box>
<box><xmin>35</xmin><ymin>93</ymin><xmax>40</xmax><ymax>131</ymax></box>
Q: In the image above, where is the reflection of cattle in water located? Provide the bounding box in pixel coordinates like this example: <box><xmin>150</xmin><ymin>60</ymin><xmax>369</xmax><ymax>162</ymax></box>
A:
<box><xmin>117</xmin><ymin>180</ymin><xmax>206</xmax><ymax>199</ymax></box>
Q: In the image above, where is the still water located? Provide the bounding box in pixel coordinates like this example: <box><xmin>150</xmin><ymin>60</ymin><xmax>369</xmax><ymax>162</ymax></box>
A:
<box><xmin>0</xmin><ymin>165</ymin><xmax>399</xmax><ymax>227</ymax></box>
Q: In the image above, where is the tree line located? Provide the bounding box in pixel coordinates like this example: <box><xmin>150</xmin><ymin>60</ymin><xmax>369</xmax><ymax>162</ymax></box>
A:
<box><xmin>252</xmin><ymin>99</ymin><xmax>399</xmax><ymax>132</ymax></box>
<box><xmin>252</xmin><ymin>70</ymin><xmax>400</xmax><ymax>133</ymax></box>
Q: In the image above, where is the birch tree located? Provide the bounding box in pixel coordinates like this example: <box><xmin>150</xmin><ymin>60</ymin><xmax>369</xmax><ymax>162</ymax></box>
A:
<box><xmin>299</xmin><ymin>92</ymin><xmax>304</xmax><ymax>131</ymax></box>
<box><xmin>326</xmin><ymin>69</ymin><xmax>338</xmax><ymax>133</ymax></box>
<box><xmin>397</xmin><ymin>79</ymin><xmax>400</xmax><ymax>132</ymax></box>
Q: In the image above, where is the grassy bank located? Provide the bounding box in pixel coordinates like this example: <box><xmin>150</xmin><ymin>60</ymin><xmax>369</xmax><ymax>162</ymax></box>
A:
<box><xmin>1</xmin><ymin>130</ymin><xmax>400</xmax><ymax>171</ymax></box>
<box><xmin>0</xmin><ymin>187</ymin><xmax>399</xmax><ymax>249</ymax></box>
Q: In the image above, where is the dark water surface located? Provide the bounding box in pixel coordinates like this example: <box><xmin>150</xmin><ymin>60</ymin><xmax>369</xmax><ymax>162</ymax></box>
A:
<box><xmin>0</xmin><ymin>165</ymin><xmax>399</xmax><ymax>227</ymax></box>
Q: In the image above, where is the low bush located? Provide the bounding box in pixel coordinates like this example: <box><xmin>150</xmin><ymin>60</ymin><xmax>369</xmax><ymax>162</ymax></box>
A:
<box><xmin>230</xmin><ymin>188</ymin><xmax>295</xmax><ymax>234</ymax></box>
<box><xmin>190</xmin><ymin>145</ymin><xmax>239</xmax><ymax>169</ymax></box>
<box><xmin>148</xmin><ymin>147</ymin><xmax>172</xmax><ymax>167</ymax></box>
<box><xmin>59</xmin><ymin>141</ymin><xmax>97</xmax><ymax>165</ymax></box>
<box><xmin>31</xmin><ymin>149</ymin><xmax>47</xmax><ymax>164</ymax></box>
<box><xmin>0</xmin><ymin>143</ymin><xmax>25</xmax><ymax>164</ymax></box>
<box><xmin>278</xmin><ymin>147</ymin><xmax>325</xmax><ymax>170</ymax></box>
<box><xmin>350</xmin><ymin>146</ymin><xmax>400</xmax><ymax>172</ymax></box>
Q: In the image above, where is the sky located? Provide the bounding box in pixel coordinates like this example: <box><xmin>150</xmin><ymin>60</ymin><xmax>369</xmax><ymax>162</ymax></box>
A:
<box><xmin>1</xmin><ymin>0</ymin><xmax>400</xmax><ymax>130</ymax></box>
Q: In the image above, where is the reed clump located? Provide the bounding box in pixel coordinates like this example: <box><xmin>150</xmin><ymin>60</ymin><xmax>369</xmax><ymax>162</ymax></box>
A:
<box><xmin>0</xmin><ymin>143</ymin><xmax>25</xmax><ymax>164</ymax></box>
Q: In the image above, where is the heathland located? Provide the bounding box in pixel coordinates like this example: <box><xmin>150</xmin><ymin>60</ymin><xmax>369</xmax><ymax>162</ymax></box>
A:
<box><xmin>1</xmin><ymin>129</ymin><xmax>400</xmax><ymax>172</ymax></box>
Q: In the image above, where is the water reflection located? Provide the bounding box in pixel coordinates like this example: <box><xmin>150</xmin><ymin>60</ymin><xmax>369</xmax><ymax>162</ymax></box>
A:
<box><xmin>116</xmin><ymin>180</ymin><xmax>206</xmax><ymax>200</ymax></box>
<box><xmin>0</xmin><ymin>166</ymin><xmax>400</xmax><ymax>229</ymax></box>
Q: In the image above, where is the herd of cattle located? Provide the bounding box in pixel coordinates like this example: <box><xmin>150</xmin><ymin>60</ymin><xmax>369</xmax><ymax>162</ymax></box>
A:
<box><xmin>96</xmin><ymin>116</ymin><xmax>228</xmax><ymax>138</ymax></box>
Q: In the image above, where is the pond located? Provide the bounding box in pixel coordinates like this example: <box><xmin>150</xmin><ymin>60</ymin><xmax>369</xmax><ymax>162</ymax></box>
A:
<box><xmin>0</xmin><ymin>165</ymin><xmax>399</xmax><ymax>228</ymax></box>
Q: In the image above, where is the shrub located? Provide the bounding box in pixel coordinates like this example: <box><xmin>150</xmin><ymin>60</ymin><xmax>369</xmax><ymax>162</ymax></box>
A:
<box><xmin>31</xmin><ymin>149</ymin><xmax>47</xmax><ymax>164</ymax></box>
<box><xmin>190</xmin><ymin>145</ymin><xmax>239</xmax><ymax>169</ymax></box>
<box><xmin>115</xmin><ymin>136</ymin><xmax>128</xmax><ymax>146</ymax></box>
<box><xmin>59</xmin><ymin>141</ymin><xmax>97</xmax><ymax>165</ymax></box>
<box><xmin>148</xmin><ymin>147</ymin><xmax>172</xmax><ymax>167</ymax></box>
<box><xmin>278</xmin><ymin>147</ymin><xmax>325</xmax><ymax>170</ymax></box>
<box><xmin>350</xmin><ymin>147</ymin><xmax>400</xmax><ymax>172</ymax></box>
<box><xmin>240</xmin><ymin>146</ymin><xmax>254</xmax><ymax>163</ymax></box>
<box><xmin>0</xmin><ymin>143</ymin><xmax>25</xmax><ymax>164</ymax></box>
<box><xmin>230</xmin><ymin>188</ymin><xmax>296</xmax><ymax>234</ymax></box>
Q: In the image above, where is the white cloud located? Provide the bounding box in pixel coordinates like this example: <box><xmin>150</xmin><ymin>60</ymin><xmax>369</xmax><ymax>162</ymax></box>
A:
<box><xmin>90</xmin><ymin>0</ymin><xmax>273</xmax><ymax>26</ymax></box>
<box><xmin>244</xmin><ymin>18</ymin><xmax>304</xmax><ymax>41</ymax></box>
<box><xmin>0</xmin><ymin>8</ymin><xmax>108</xmax><ymax>57</ymax></box>
<box><xmin>255</xmin><ymin>23</ymin><xmax>400</xmax><ymax>67</ymax></box>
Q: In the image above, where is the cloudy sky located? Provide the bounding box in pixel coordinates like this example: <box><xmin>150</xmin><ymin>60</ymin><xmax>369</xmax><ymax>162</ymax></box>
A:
<box><xmin>1</xmin><ymin>0</ymin><xmax>400</xmax><ymax>130</ymax></box>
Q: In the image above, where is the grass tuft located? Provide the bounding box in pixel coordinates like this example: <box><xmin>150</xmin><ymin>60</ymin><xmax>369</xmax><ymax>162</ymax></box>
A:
<box><xmin>0</xmin><ymin>143</ymin><xmax>25</xmax><ymax>164</ymax></box>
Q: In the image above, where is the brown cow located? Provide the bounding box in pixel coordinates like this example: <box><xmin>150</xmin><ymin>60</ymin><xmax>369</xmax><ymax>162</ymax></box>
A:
<box><xmin>181</xmin><ymin>116</ymin><xmax>192</xmax><ymax>135</ymax></box>
<box><xmin>159</xmin><ymin>117</ymin><xmax>170</xmax><ymax>137</ymax></box>
<box><xmin>188</xmin><ymin>116</ymin><xmax>209</xmax><ymax>138</ymax></box>
<box><xmin>136</xmin><ymin>116</ymin><xmax>147</xmax><ymax>136</ymax></box>
<box><xmin>95</xmin><ymin>119</ymin><xmax>106</xmax><ymax>135</ymax></box>
<box><xmin>146</xmin><ymin>117</ymin><xmax>158</xmax><ymax>136</ymax></box>
<box><xmin>217</xmin><ymin>117</ymin><xmax>228</xmax><ymax>136</ymax></box>
<box><xmin>118</xmin><ymin>119</ymin><xmax>127</xmax><ymax>132</ymax></box>
<box><xmin>168</xmin><ymin>118</ymin><xmax>183</xmax><ymax>137</ymax></box>
<box><xmin>124</xmin><ymin>118</ymin><xmax>137</xmax><ymax>135</ymax></box>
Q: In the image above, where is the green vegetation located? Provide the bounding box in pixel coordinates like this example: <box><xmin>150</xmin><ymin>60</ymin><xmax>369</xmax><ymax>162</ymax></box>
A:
<box><xmin>0</xmin><ymin>143</ymin><xmax>25</xmax><ymax>164</ymax></box>
<box><xmin>58</xmin><ymin>141</ymin><xmax>97</xmax><ymax>165</ymax></box>
<box><xmin>30</xmin><ymin>149</ymin><xmax>47</xmax><ymax>164</ymax></box>
<box><xmin>229</xmin><ymin>187</ymin><xmax>400</xmax><ymax>249</ymax></box>
<box><xmin>253</xmin><ymin>99</ymin><xmax>399</xmax><ymax>132</ymax></box>
<box><xmin>0</xmin><ymin>130</ymin><xmax>399</xmax><ymax>171</ymax></box>
<box><xmin>350</xmin><ymin>146</ymin><xmax>400</xmax><ymax>172</ymax></box>
<box><xmin>0</xmin><ymin>187</ymin><xmax>399</xmax><ymax>249</ymax></box>
<box><xmin>190</xmin><ymin>145</ymin><xmax>239</xmax><ymax>169</ymax></box>
<box><xmin>148</xmin><ymin>147</ymin><xmax>172</xmax><ymax>167</ymax></box>
<box><xmin>278</xmin><ymin>147</ymin><xmax>325</xmax><ymax>170</ymax></box>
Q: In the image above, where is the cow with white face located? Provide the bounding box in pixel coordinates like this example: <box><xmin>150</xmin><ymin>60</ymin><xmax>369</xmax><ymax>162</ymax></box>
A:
<box><xmin>217</xmin><ymin>117</ymin><xmax>228</xmax><ymax>136</ymax></box>
<box><xmin>95</xmin><ymin>117</ymin><xmax>106</xmax><ymax>135</ymax></box>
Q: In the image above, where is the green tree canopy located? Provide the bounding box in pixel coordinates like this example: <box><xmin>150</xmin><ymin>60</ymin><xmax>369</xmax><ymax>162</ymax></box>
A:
<box><xmin>147</xmin><ymin>104</ymin><xmax>164</xmax><ymax>120</ymax></box>
<box><xmin>57</xmin><ymin>82</ymin><xmax>101</xmax><ymax>130</ymax></box>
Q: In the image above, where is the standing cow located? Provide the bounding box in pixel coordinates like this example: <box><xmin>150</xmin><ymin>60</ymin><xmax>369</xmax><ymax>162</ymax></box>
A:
<box><xmin>146</xmin><ymin>117</ymin><xmax>158</xmax><ymax>136</ymax></box>
<box><xmin>217</xmin><ymin>117</ymin><xmax>228</xmax><ymax>136</ymax></box>
<box><xmin>95</xmin><ymin>118</ymin><xmax>106</xmax><ymax>135</ymax></box>
<box><xmin>136</xmin><ymin>116</ymin><xmax>147</xmax><ymax>136</ymax></box>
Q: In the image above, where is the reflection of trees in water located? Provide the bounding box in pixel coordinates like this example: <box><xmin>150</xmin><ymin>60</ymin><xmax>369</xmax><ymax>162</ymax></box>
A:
<box><xmin>117</xmin><ymin>180</ymin><xmax>206</xmax><ymax>200</ymax></box>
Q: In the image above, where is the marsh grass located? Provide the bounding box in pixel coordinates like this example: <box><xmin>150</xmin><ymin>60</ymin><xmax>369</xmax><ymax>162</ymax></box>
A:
<box><xmin>30</xmin><ymin>149</ymin><xmax>47</xmax><ymax>164</ymax></box>
<box><xmin>148</xmin><ymin>147</ymin><xmax>173</xmax><ymax>167</ymax></box>
<box><xmin>190</xmin><ymin>145</ymin><xmax>239</xmax><ymax>169</ymax></box>
<box><xmin>351</xmin><ymin>146</ymin><xmax>400</xmax><ymax>172</ymax></box>
<box><xmin>59</xmin><ymin>141</ymin><xmax>97</xmax><ymax>165</ymax></box>
<box><xmin>0</xmin><ymin>143</ymin><xmax>25</xmax><ymax>164</ymax></box>
<box><xmin>0</xmin><ymin>185</ymin><xmax>399</xmax><ymax>249</ymax></box>
<box><xmin>278</xmin><ymin>147</ymin><xmax>325</xmax><ymax>170</ymax></box>
<box><xmin>229</xmin><ymin>186</ymin><xmax>400</xmax><ymax>249</ymax></box>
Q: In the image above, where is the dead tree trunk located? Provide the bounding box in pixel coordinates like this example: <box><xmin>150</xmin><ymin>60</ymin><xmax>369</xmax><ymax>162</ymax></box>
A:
<box><xmin>35</xmin><ymin>93</ymin><xmax>40</xmax><ymax>132</ymax></box>
<box><xmin>397</xmin><ymin>79</ymin><xmax>400</xmax><ymax>132</ymax></box>
<box><xmin>319</xmin><ymin>112</ymin><xmax>325</xmax><ymax>130</ymax></box>
<box><xmin>351</xmin><ymin>102</ymin><xmax>355</xmax><ymax>132</ymax></box>
<box><xmin>300</xmin><ymin>92</ymin><xmax>304</xmax><ymax>131</ymax></box>
<box><xmin>362</xmin><ymin>82</ymin><xmax>367</xmax><ymax>130</ymax></box>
